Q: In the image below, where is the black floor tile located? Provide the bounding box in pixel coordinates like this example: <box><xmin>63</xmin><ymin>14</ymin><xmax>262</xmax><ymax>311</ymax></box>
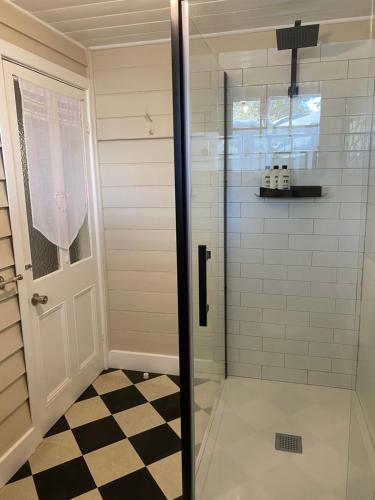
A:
<box><xmin>7</xmin><ymin>461</ymin><xmax>31</xmax><ymax>483</ymax></box>
<box><xmin>123</xmin><ymin>370</ymin><xmax>161</xmax><ymax>384</ymax></box>
<box><xmin>151</xmin><ymin>392</ymin><xmax>180</xmax><ymax>422</ymax></box>
<box><xmin>72</xmin><ymin>416</ymin><xmax>126</xmax><ymax>454</ymax></box>
<box><xmin>33</xmin><ymin>457</ymin><xmax>96</xmax><ymax>500</ymax></box>
<box><xmin>99</xmin><ymin>467</ymin><xmax>166</xmax><ymax>500</ymax></box>
<box><xmin>44</xmin><ymin>415</ymin><xmax>70</xmax><ymax>438</ymax></box>
<box><xmin>168</xmin><ymin>375</ymin><xmax>180</xmax><ymax>387</ymax></box>
<box><xmin>129</xmin><ymin>424</ymin><xmax>181</xmax><ymax>466</ymax></box>
<box><xmin>101</xmin><ymin>385</ymin><xmax>147</xmax><ymax>414</ymax></box>
<box><xmin>76</xmin><ymin>385</ymin><xmax>98</xmax><ymax>402</ymax></box>
<box><xmin>101</xmin><ymin>368</ymin><xmax>118</xmax><ymax>375</ymax></box>
<box><xmin>5</xmin><ymin>374</ymin><xmax>182</xmax><ymax>499</ymax></box>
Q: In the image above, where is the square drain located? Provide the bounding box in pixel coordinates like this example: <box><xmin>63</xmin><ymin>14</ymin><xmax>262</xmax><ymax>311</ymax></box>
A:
<box><xmin>275</xmin><ymin>433</ymin><xmax>303</xmax><ymax>454</ymax></box>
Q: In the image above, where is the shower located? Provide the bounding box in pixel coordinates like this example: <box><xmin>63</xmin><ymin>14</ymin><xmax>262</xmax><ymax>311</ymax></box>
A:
<box><xmin>276</xmin><ymin>20</ymin><xmax>320</xmax><ymax>97</ymax></box>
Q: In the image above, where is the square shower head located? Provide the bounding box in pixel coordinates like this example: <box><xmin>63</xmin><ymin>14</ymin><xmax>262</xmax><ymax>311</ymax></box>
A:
<box><xmin>276</xmin><ymin>23</ymin><xmax>320</xmax><ymax>50</ymax></box>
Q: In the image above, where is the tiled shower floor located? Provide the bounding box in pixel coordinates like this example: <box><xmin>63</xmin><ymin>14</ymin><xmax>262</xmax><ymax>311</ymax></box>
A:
<box><xmin>197</xmin><ymin>377</ymin><xmax>352</xmax><ymax>500</ymax></box>
<box><xmin>1</xmin><ymin>369</ymin><xmax>183</xmax><ymax>500</ymax></box>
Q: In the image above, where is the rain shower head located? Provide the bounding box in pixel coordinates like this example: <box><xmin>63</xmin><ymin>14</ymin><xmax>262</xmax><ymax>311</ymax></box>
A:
<box><xmin>276</xmin><ymin>20</ymin><xmax>320</xmax><ymax>98</ymax></box>
<box><xmin>276</xmin><ymin>21</ymin><xmax>320</xmax><ymax>51</ymax></box>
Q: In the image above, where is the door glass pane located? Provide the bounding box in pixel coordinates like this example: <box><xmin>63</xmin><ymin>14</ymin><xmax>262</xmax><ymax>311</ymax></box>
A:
<box><xmin>189</xmin><ymin>17</ymin><xmax>225</xmax><ymax>470</ymax></box>
<box><xmin>14</xmin><ymin>80</ymin><xmax>60</xmax><ymax>280</ymax></box>
<box><xmin>69</xmin><ymin>215</ymin><xmax>91</xmax><ymax>264</ymax></box>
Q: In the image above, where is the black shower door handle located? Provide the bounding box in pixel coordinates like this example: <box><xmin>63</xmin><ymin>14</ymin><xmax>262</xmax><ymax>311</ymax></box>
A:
<box><xmin>198</xmin><ymin>245</ymin><xmax>211</xmax><ymax>327</ymax></box>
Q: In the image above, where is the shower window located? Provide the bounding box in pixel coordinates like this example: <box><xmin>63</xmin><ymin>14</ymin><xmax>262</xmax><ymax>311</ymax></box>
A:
<box><xmin>268</xmin><ymin>96</ymin><xmax>291</xmax><ymax>127</ymax></box>
<box><xmin>233</xmin><ymin>95</ymin><xmax>321</xmax><ymax>130</ymax></box>
<box><xmin>232</xmin><ymin>100</ymin><xmax>261</xmax><ymax>128</ymax></box>
<box><xmin>292</xmin><ymin>95</ymin><xmax>321</xmax><ymax>126</ymax></box>
<box><xmin>232</xmin><ymin>94</ymin><xmax>321</xmax><ymax>164</ymax></box>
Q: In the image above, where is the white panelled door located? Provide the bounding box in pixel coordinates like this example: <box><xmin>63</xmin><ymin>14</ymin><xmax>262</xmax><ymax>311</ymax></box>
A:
<box><xmin>3</xmin><ymin>61</ymin><xmax>104</xmax><ymax>435</ymax></box>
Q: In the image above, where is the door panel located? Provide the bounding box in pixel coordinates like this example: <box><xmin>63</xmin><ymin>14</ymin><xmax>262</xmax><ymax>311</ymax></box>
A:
<box><xmin>73</xmin><ymin>286</ymin><xmax>98</xmax><ymax>371</ymax></box>
<box><xmin>3</xmin><ymin>61</ymin><xmax>104</xmax><ymax>434</ymax></box>
<box><xmin>39</xmin><ymin>303</ymin><xmax>70</xmax><ymax>403</ymax></box>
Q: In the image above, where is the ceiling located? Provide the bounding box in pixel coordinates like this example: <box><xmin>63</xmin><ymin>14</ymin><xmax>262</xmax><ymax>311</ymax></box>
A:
<box><xmin>11</xmin><ymin>0</ymin><xmax>373</xmax><ymax>48</ymax></box>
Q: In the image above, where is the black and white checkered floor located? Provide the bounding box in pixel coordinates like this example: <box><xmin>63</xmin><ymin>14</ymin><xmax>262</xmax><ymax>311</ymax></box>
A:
<box><xmin>2</xmin><ymin>369</ymin><xmax>184</xmax><ymax>500</ymax></box>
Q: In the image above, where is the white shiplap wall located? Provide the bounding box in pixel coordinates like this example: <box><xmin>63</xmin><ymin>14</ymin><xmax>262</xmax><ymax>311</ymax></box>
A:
<box><xmin>92</xmin><ymin>43</ymin><xmax>178</xmax><ymax>357</ymax></box>
<box><xmin>0</xmin><ymin>149</ymin><xmax>32</xmax><ymax>462</ymax></box>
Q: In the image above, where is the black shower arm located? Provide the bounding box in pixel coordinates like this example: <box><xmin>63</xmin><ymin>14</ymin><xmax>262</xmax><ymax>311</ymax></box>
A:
<box><xmin>288</xmin><ymin>20</ymin><xmax>301</xmax><ymax>98</ymax></box>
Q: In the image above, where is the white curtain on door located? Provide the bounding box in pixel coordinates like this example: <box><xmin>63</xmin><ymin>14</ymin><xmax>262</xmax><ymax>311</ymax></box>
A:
<box><xmin>19</xmin><ymin>78</ymin><xmax>87</xmax><ymax>250</ymax></box>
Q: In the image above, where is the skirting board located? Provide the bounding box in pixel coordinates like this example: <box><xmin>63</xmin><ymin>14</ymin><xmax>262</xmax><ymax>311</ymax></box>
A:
<box><xmin>108</xmin><ymin>350</ymin><xmax>224</xmax><ymax>379</ymax></box>
<box><xmin>0</xmin><ymin>427</ymin><xmax>41</xmax><ymax>488</ymax></box>
<box><xmin>109</xmin><ymin>350</ymin><xmax>180</xmax><ymax>375</ymax></box>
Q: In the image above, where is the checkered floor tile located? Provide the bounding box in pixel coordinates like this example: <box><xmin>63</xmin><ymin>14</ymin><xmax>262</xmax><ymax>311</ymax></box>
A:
<box><xmin>1</xmin><ymin>370</ymin><xmax>183</xmax><ymax>500</ymax></box>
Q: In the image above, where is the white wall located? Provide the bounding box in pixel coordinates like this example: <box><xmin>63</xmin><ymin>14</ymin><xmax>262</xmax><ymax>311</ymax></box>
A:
<box><xmin>92</xmin><ymin>25</ymin><xmax>375</xmax><ymax>390</ymax></box>
<box><xmin>0</xmin><ymin>149</ymin><xmax>31</xmax><ymax>465</ymax></box>
<box><xmin>212</xmin><ymin>36</ymin><xmax>374</xmax><ymax>388</ymax></box>
<box><xmin>356</xmin><ymin>35</ymin><xmax>375</xmax><ymax>440</ymax></box>
<box><xmin>0</xmin><ymin>0</ymin><xmax>87</xmax><ymax>75</ymax></box>
<box><xmin>91</xmin><ymin>44</ymin><xmax>178</xmax><ymax>357</ymax></box>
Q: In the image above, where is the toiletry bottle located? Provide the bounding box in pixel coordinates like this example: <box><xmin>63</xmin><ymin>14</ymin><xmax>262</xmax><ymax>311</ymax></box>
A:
<box><xmin>279</xmin><ymin>165</ymin><xmax>291</xmax><ymax>190</ymax></box>
<box><xmin>261</xmin><ymin>166</ymin><xmax>271</xmax><ymax>188</ymax></box>
<box><xmin>269</xmin><ymin>165</ymin><xmax>279</xmax><ymax>189</ymax></box>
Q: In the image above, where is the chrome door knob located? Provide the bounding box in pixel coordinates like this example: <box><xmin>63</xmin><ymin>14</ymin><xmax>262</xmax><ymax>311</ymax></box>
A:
<box><xmin>31</xmin><ymin>293</ymin><xmax>48</xmax><ymax>305</ymax></box>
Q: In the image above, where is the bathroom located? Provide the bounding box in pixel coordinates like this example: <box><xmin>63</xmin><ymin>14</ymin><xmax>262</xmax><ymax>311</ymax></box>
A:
<box><xmin>0</xmin><ymin>0</ymin><xmax>375</xmax><ymax>498</ymax></box>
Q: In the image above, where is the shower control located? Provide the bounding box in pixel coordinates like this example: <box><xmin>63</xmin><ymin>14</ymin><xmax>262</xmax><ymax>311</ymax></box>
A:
<box><xmin>31</xmin><ymin>293</ymin><xmax>48</xmax><ymax>306</ymax></box>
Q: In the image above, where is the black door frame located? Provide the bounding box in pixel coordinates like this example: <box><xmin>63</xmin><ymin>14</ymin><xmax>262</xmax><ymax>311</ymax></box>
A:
<box><xmin>170</xmin><ymin>0</ymin><xmax>194</xmax><ymax>498</ymax></box>
<box><xmin>170</xmin><ymin>2</ymin><xmax>229</xmax><ymax>496</ymax></box>
<box><xmin>224</xmin><ymin>71</ymin><xmax>229</xmax><ymax>379</ymax></box>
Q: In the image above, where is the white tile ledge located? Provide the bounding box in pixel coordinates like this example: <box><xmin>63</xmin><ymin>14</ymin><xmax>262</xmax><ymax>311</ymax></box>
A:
<box><xmin>354</xmin><ymin>392</ymin><xmax>375</xmax><ymax>482</ymax></box>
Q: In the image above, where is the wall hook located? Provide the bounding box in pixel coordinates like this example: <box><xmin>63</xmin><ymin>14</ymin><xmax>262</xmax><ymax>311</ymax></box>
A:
<box><xmin>145</xmin><ymin>112</ymin><xmax>154</xmax><ymax>136</ymax></box>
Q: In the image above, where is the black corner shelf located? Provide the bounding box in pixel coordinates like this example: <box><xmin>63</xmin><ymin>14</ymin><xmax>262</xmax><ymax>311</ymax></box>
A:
<box><xmin>257</xmin><ymin>186</ymin><xmax>322</xmax><ymax>198</ymax></box>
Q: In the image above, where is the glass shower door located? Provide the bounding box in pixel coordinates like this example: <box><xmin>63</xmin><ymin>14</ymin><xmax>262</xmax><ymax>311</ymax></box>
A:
<box><xmin>170</xmin><ymin>2</ymin><xmax>225</xmax><ymax>497</ymax></box>
<box><xmin>189</xmin><ymin>16</ymin><xmax>226</xmax><ymax>472</ymax></box>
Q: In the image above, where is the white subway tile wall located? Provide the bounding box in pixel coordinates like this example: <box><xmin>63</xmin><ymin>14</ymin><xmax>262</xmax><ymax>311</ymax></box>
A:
<box><xmin>356</xmin><ymin>35</ymin><xmax>375</xmax><ymax>442</ymax></box>
<box><xmin>216</xmin><ymin>39</ymin><xmax>374</xmax><ymax>389</ymax></box>
<box><xmin>188</xmin><ymin>43</ymin><xmax>226</xmax><ymax>375</ymax></box>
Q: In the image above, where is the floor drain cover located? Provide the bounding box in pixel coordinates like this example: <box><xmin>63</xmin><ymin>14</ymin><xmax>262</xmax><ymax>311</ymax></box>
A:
<box><xmin>275</xmin><ymin>433</ymin><xmax>303</xmax><ymax>454</ymax></box>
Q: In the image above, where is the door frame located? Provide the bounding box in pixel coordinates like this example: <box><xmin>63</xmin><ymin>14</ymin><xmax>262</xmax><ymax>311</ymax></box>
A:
<box><xmin>0</xmin><ymin>39</ymin><xmax>108</xmax><ymax>483</ymax></box>
<box><xmin>170</xmin><ymin>1</ymin><xmax>194</xmax><ymax>499</ymax></box>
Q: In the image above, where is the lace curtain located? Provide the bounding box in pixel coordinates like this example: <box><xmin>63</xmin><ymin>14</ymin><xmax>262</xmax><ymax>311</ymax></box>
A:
<box><xmin>19</xmin><ymin>78</ymin><xmax>87</xmax><ymax>250</ymax></box>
